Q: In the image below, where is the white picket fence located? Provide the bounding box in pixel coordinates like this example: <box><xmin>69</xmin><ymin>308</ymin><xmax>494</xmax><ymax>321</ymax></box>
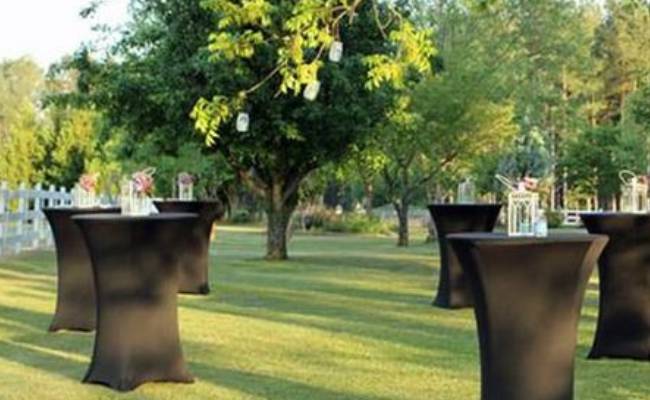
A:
<box><xmin>0</xmin><ymin>182</ymin><xmax>72</xmax><ymax>256</ymax></box>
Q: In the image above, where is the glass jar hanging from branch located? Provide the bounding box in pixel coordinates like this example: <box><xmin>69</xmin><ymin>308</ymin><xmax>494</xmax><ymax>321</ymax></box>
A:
<box><xmin>177</xmin><ymin>172</ymin><xmax>195</xmax><ymax>201</ymax></box>
<box><xmin>121</xmin><ymin>168</ymin><xmax>156</xmax><ymax>216</ymax></box>
<box><xmin>619</xmin><ymin>170</ymin><xmax>648</xmax><ymax>213</ymax></box>
<box><xmin>73</xmin><ymin>173</ymin><xmax>98</xmax><ymax>208</ymax></box>
<box><xmin>497</xmin><ymin>175</ymin><xmax>540</xmax><ymax>237</ymax></box>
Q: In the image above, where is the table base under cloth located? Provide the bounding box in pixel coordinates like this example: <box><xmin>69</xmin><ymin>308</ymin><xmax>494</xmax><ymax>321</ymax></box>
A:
<box><xmin>581</xmin><ymin>213</ymin><xmax>650</xmax><ymax>361</ymax></box>
<box><xmin>427</xmin><ymin>204</ymin><xmax>502</xmax><ymax>309</ymax></box>
<box><xmin>154</xmin><ymin>200</ymin><xmax>224</xmax><ymax>294</ymax></box>
<box><xmin>43</xmin><ymin>207</ymin><xmax>120</xmax><ymax>332</ymax></box>
<box><xmin>449</xmin><ymin>233</ymin><xmax>607</xmax><ymax>400</ymax></box>
<box><xmin>74</xmin><ymin>213</ymin><xmax>197</xmax><ymax>391</ymax></box>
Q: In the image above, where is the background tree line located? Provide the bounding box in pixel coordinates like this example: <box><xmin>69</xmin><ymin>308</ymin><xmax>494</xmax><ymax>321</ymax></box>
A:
<box><xmin>2</xmin><ymin>0</ymin><xmax>650</xmax><ymax>258</ymax></box>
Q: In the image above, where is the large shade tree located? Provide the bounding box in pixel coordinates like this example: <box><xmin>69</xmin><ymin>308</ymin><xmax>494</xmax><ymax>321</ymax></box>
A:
<box><xmin>71</xmin><ymin>0</ymin><xmax>434</xmax><ymax>259</ymax></box>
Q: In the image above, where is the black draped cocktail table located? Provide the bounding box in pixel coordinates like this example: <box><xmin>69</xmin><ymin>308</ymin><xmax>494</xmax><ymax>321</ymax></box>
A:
<box><xmin>580</xmin><ymin>212</ymin><xmax>650</xmax><ymax>361</ymax></box>
<box><xmin>448</xmin><ymin>233</ymin><xmax>607</xmax><ymax>400</ymax></box>
<box><xmin>73</xmin><ymin>213</ymin><xmax>197</xmax><ymax>391</ymax></box>
<box><xmin>154</xmin><ymin>200</ymin><xmax>223</xmax><ymax>294</ymax></box>
<box><xmin>427</xmin><ymin>204</ymin><xmax>502</xmax><ymax>309</ymax></box>
<box><xmin>43</xmin><ymin>207</ymin><xmax>120</xmax><ymax>332</ymax></box>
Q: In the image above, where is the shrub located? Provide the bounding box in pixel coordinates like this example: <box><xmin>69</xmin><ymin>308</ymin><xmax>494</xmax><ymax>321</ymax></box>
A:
<box><xmin>229</xmin><ymin>209</ymin><xmax>255</xmax><ymax>224</ymax></box>
<box><xmin>322</xmin><ymin>213</ymin><xmax>393</xmax><ymax>235</ymax></box>
<box><xmin>546</xmin><ymin>210</ymin><xmax>564</xmax><ymax>229</ymax></box>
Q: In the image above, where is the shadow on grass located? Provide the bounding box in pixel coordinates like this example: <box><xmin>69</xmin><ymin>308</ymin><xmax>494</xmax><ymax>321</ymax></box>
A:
<box><xmin>191</xmin><ymin>362</ymin><xmax>393</xmax><ymax>400</ymax></box>
<box><xmin>0</xmin><ymin>304</ymin><xmax>92</xmax><ymax>381</ymax></box>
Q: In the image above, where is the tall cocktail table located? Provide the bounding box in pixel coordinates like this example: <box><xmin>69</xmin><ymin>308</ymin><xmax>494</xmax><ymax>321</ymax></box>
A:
<box><xmin>581</xmin><ymin>212</ymin><xmax>650</xmax><ymax>361</ymax></box>
<box><xmin>43</xmin><ymin>207</ymin><xmax>120</xmax><ymax>332</ymax></box>
<box><xmin>427</xmin><ymin>204</ymin><xmax>502</xmax><ymax>309</ymax></box>
<box><xmin>449</xmin><ymin>233</ymin><xmax>607</xmax><ymax>400</ymax></box>
<box><xmin>74</xmin><ymin>213</ymin><xmax>197</xmax><ymax>391</ymax></box>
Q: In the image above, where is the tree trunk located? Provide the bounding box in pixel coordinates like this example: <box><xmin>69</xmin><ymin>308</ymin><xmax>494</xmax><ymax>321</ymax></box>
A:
<box><xmin>394</xmin><ymin>200</ymin><xmax>409</xmax><ymax>247</ymax></box>
<box><xmin>363</xmin><ymin>182</ymin><xmax>374</xmax><ymax>216</ymax></box>
<box><xmin>265</xmin><ymin>180</ymin><xmax>298</xmax><ymax>260</ymax></box>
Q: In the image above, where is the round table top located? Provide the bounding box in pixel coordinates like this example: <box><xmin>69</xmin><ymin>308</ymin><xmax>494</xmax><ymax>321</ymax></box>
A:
<box><xmin>428</xmin><ymin>203</ymin><xmax>502</xmax><ymax>209</ymax></box>
<box><xmin>580</xmin><ymin>211</ymin><xmax>650</xmax><ymax>218</ymax></box>
<box><xmin>43</xmin><ymin>207</ymin><xmax>120</xmax><ymax>214</ymax></box>
<box><xmin>447</xmin><ymin>232</ymin><xmax>607</xmax><ymax>244</ymax></box>
<box><xmin>72</xmin><ymin>212</ymin><xmax>198</xmax><ymax>222</ymax></box>
<box><xmin>155</xmin><ymin>199</ymin><xmax>221</xmax><ymax>205</ymax></box>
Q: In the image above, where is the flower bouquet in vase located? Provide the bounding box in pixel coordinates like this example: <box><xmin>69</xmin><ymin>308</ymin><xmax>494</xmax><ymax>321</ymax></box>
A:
<box><xmin>497</xmin><ymin>175</ymin><xmax>541</xmax><ymax>237</ymax></box>
<box><xmin>73</xmin><ymin>173</ymin><xmax>98</xmax><ymax>208</ymax></box>
<box><xmin>457</xmin><ymin>178</ymin><xmax>476</xmax><ymax>204</ymax></box>
<box><xmin>177</xmin><ymin>172</ymin><xmax>194</xmax><ymax>201</ymax></box>
<box><xmin>121</xmin><ymin>168</ymin><xmax>156</xmax><ymax>216</ymax></box>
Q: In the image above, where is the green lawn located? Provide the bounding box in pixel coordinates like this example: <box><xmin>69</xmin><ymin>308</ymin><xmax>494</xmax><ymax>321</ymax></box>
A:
<box><xmin>0</xmin><ymin>226</ymin><xmax>647</xmax><ymax>400</ymax></box>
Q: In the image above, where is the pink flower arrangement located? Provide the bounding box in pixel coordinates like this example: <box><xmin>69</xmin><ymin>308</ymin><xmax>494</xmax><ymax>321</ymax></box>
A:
<box><xmin>132</xmin><ymin>168</ymin><xmax>156</xmax><ymax>195</ymax></box>
<box><xmin>521</xmin><ymin>177</ymin><xmax>539</xmax><ymax>191</ymax></box>
<box><xmin>178</xmin><ymin>172</ymin><xmax>195</xmax><ymax>186</ymax></box>
<box><xmin>79</xmin><ymin>173</ymin><xmax>98</xmax><ymax>193</ymax></box>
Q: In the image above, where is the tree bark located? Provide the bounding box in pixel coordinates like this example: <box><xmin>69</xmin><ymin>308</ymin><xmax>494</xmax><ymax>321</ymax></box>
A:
<box><xmin>363</xmin><ymin>182</ymin><xmax>374</xmax><ymax>216</ymax></box>
<box><xmin>265</xmin><ymin>179</ymin><xmax>298</xmax><ymax>260</ymax></box>
<box><xmin>394</xmin><ymin>200</ymin><xmax>409</xmax><ymax>247</ymax></box>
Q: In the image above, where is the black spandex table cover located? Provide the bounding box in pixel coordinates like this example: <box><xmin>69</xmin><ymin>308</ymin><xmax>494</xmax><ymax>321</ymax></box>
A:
<box><xmin>154</xmin><ymin>200</ymin><xmax>224</xmax><ymax>294</ymax></box>
<box><xmin>427</xmin><ymin>204</ymin><xmax>502</xmax><ymax>309</ymax></box>
<box><xmin>448</xmin><ymin>233</ymin><xmax>608</xmax><ymax>400</ymax></box>
<box><xmin>73</xmin><ymin>213</ymin><xmax>197</xmax><ymax>392</ymax></box>
<box><xmin>580</xmin><ymin>212</ymin><xmax>650</xmax><ymax>361</ymax></box>
<box><xmin>43</xmin><ymin>207</ymin><xmax>120</xmax><ymax>332</ymax></box>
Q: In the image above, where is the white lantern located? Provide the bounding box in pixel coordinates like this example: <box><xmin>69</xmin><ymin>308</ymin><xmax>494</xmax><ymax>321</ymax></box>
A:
<box><xmin>620</xmin><ymin>170</ymin><xmax>648</xmax><ymax>213</ymax></box>
<box><xmin>329</xmin><ymin>41</ymin><xmax>344</xmax><ymax>63</ymax></box>
<box><xmin>457</xmin><ymin>178</ymin><xmax>476</xmax><ymax>204</ymax></box>
<box><xmin>507</xmin><ymin>190</ymin><xmax>539</xmax><ymax>237</ymax></box>
<box><xmin>120</xmin><ymin>169</ymin><xmax>155</xmax><ymax>216</ymax></box>
<box><xmin>236</xmin><ymin>112</ymin><xmax>250</xmax><ymax>132</ymax></box>
<box><xmin>497</xmin><ymin>174</ymin><xmax>540</xmax><ymax>237</ymax></box>
<box><xmin>304</xmin><ymin>81</ymin><xmax>321</xmax><ymax>101</ymax></box>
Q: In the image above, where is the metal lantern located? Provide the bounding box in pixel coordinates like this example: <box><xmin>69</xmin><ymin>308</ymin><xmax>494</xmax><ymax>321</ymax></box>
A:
<box><xmin>236</xmin><ymin>112</ymin><xmax>250</xmax><ymax>132</ymax></box>
<box><xmin>329</xmin><ymin>40</ymin><xmax>344</xmax><ymax>63</ymax></box>
<box><xmin>619</xmin><ymin>170</ymin><xmax>648</xmax><ymax>213</ymax></box>
<box><xmin>457</xmin><ymin>178</ymin><xmax>476</xmax><ymax>204</ymax></box>
<box><xmin>497</xmin><ymin>175</ymin><xmax>540</xmax><ymax>237</ymax></box>
<box><xmin>303</xmin><ymin>81</ymin><xmax>321</xmax><ymax>101</ymax></box>
<box><xmin>121</xmin><ymin>168</ymin><xmax>155</xmax><ymax>216</ymax></box>
<box><xmin>507</xmin><ymin>190</ymin><xmax>539</xmax><ymax>237</ymax></box>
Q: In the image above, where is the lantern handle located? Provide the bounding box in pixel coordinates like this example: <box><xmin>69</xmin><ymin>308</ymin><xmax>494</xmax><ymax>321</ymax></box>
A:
<box><xmin>495</xmin><ymin>174</ymin><xmax>516</xmax><ymax>191</ymax></box>
<box><xmin>619</xmin><ymin>170</ymin><xmax>637</xmax><ymax>185</ymax></box>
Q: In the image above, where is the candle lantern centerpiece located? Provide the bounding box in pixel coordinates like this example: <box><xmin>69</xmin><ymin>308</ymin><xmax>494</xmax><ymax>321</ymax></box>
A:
<box><xmin>457</xmin><ymin>178</ymin><xmax>476</xmax><ymax>204</ymax></box>
<box><xmin>497</xmin><ymin>175</ymin><xmax>540</xmax><ymax>237</ymax></box>
<box><xmin>73</xmin><ymin>173</ymin><xmax>98</xmax><ymax>208</ymax></box>
<box><xmin>121</xmin><ymin>168</ymin><xmax>156</xmax><ymax>216</ymax></box>
<box><xmin>177</xmin><ymin>172</ymin><xmax>195</xmax><ymax>201</ymax></box>
<box><xmin>619</xmin><ymin>170</ymin><xmax>648</xmax><ymax>213</ymax></box>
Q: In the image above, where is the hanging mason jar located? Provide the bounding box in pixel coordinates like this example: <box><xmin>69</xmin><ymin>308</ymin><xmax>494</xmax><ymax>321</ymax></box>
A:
<box><xmin>619</xmin><ymin>170</ymin><xmax>648</xmax><ymax>213</ymax></box>
<box><xmin>457</xmin><ymin>178</ymin><xmax>476</xmax><ymax>204</ymax></box>
<box><xmin>497</xmin><ymin>175</ymin><xmax>539</xmax><ymax>237</ymax></box>
<box><xmin>236</xmin><ymin>112</ymin><xmax>250</xmax><ymax>132</ymax></box>
<box><xmin>329</xmin><ymin>40</ymin><xmax>344</xmax><ymax>63</ymax></box>
<box><xmin>303</xmin><ymin>81</ymin><xmax>321</xmax><ymax>101</ymax></box>
<box><xmin>177</xmin><ymin>172</ymin><xmax>194</xmax><ymax>201</ymax></box>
